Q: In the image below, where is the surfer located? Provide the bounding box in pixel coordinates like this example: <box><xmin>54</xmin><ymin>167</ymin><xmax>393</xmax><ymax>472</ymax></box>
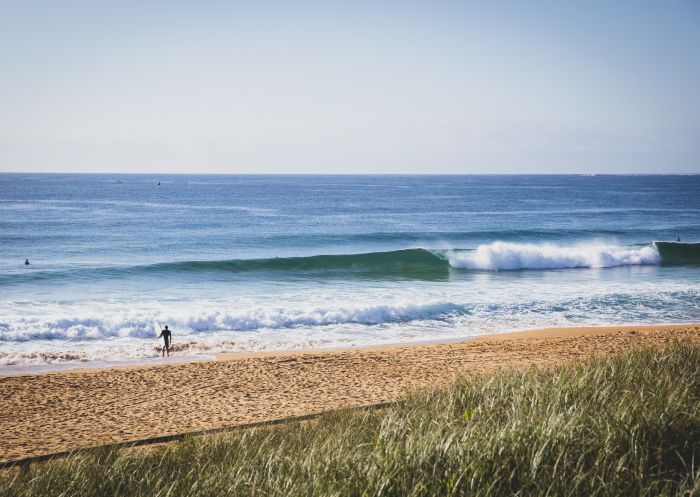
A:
<box><xmin>677</xmin><ymin>237</ymin><xmax>681</xmax><ymax>242</ymax></box>
<box><xmin>24</xmin><ymin>259</ymin><xmax>30</xmax><ymax>266</ymax></box>
<box><xmin>158</xmin><ymin>325</ymin><xmax>172</xmax><ymax>357</ymax></box>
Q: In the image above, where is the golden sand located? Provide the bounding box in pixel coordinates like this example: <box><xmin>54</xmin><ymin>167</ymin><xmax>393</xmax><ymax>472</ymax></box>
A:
<box><xmin>1</xmin><ymin>324</ymin><xmax>698</xmax><ymax>463</ymax></box>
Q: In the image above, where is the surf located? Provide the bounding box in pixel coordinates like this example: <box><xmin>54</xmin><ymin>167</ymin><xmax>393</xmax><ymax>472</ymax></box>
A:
<box><xmin>0</xmin><ymin>301</ymin><xmax>471</xmax><ymax>343</ymax></box>
<box><xmin>447</xmin><ymin>241</ymin><xmax>662</xmax><ymax>271</ymax></box>
<box><xmin>3</xmin><ymin>241</ymin><xmax>697</xmax><ymax>287</ymax></box>
<box><xmin>1</xmin><ymin>287</ymin><xmax>697</xmax><ymax>351</ymax></box>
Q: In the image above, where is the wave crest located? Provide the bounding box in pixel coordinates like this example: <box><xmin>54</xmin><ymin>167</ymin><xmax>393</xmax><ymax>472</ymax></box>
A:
<box><xmin>4</xmin><ymin>241</ymin><xmax>689</xmax><ymax>287</ymax></box>
<box><xmin>447</xmin><ymin>242</ymin><xmax>660</xmax><ymax>271</ymax></box>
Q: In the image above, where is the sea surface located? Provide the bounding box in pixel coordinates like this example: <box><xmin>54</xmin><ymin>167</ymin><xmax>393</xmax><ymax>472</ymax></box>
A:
<box><xmin>1</xmin><ymin>174</ymin><xmax>699</xmax><ymax>371</ymax></box>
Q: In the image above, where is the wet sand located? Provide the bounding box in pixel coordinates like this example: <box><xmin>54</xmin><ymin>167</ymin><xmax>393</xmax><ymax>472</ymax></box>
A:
<box><xmin>1</xmin><ymin>324</ymin><xmax>698</xmax><ymax>464</ymax></box>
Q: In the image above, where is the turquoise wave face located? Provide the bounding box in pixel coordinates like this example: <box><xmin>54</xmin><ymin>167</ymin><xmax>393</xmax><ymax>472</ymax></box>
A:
<box><xmin>0</xmin><ymin>248</ymin><xmax>450</xmax><ymax>285</ymax></box>
<box><xmin>654</xmin><ymin>242</ymin><xmax>700</xmax><ymax>264</ymax></box>
<box><xmin>147</xmin><ymin>248</ymin><xmax>450</xmax><ymax>275</ymax></box>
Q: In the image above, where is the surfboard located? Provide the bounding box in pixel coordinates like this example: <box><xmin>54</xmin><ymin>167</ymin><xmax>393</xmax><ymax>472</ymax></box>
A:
<box><xmin>154</xmin><ymin>320</ymin><xmax>164</xmax><ymax>346</ymax></box>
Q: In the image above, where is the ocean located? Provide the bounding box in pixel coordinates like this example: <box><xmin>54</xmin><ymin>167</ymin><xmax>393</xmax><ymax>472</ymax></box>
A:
<box><xmin>1</xmin><ymin>174</ymin><xmax>699</xmax><ymax>372</ymax></box>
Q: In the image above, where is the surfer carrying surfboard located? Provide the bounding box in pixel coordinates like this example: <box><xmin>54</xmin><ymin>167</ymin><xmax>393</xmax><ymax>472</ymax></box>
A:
<box><xmin>158</xmin><ymin>325</ymin><xmax>172</xmax><ymax>357</ymax></box>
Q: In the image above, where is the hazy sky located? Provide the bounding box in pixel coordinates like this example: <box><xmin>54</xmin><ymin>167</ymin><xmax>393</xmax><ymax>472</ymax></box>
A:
<box><xmin>1</xmin><ymin>1</ymin><xmax>698</xmax><ymax>173</ymax></box>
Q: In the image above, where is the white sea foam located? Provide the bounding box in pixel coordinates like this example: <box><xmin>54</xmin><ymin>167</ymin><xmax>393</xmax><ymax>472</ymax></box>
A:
<box><xmin>0</xmin><ymin>302</ymin><xmax>466</xmax><ymax>342</ymax></box>
<box><xmin>1</xmin><ymin>287</ymin><xmax>697</xmax><ymax>368</ymax></box>
<box><xmin>448</xmin><ymin>242</ymin><xmax>661</xmax><ymax>271</ymax></box>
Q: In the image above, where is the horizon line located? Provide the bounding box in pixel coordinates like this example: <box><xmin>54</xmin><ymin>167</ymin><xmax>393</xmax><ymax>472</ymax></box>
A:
<box><xmin>1</xmin><ymin>171</ymin><xmax>697</xmax><ymax>176</ymax></box>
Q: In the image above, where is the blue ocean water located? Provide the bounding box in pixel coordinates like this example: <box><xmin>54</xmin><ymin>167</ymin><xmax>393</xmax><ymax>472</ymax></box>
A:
<box><xmin>1</xmin><ymin>174</ymin><xmax>699</xmax><ymax>369</ymax></box>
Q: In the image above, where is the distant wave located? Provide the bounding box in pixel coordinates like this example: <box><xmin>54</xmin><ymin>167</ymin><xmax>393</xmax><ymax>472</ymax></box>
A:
<box><xmin>244</xmin><ymin>227</ymin><xmax>700</xmax><ymax>245</ymax></box>
<box><xmin>3</xmin><ymin>242</ymin><xmax>698</xmax><ymax>286</ymax></box>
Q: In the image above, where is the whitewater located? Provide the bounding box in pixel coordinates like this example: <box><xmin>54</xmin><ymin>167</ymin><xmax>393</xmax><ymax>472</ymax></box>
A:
<box><xmin>447</xmin><ymin>241</ymin><xmax>662</xmax><ymax>270</ymax></box>
<box><xmin>1</xmin><ymin>174</ymin><xmax>699</xmax><ymax>371</ymax></box>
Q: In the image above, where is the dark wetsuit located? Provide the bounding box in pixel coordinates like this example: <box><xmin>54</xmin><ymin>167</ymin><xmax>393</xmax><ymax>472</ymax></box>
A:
<box><xmin>159</xmin><ymin>328</ymin><xmax>172</xmax><ymax>355</ymax></box>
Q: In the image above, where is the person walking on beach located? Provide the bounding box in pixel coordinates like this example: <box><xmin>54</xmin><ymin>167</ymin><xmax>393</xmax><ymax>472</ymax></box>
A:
<box><xmin>158</xmin><ymin>325</ymin><xmax>172</xmax><ymax>357</ymax></box>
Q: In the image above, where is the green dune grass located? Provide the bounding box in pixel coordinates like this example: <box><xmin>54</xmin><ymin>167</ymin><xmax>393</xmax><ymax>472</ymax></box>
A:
<box><xmin>3</xmin><ymin>342</ymin><xmax>699</xmax><ymax>497</ymax></box>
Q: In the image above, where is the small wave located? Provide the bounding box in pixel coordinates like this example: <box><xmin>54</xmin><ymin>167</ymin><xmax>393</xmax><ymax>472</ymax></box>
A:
<box><xmin>1</xmin><ymin>289</ymin><xmax>698</xmax><ymax>365</ymax></box>
<box><xmin>447</xmin><ymin>241</ymin><xmax>660</xmax><ymax>271</ymax></box>
<box><xmin>4</xmin><ymin>288</ymin><xmax>696</xmax><ymax>344</ymax></box>
<box><xmin>0</xmin><ymin>351</ymin><xmax>89</xmax><ymax>366</ymax></box>
<box><xmin>0</xmin><ymin>302</ymin><xmax>468</xmax><ymax>342</ymax></box>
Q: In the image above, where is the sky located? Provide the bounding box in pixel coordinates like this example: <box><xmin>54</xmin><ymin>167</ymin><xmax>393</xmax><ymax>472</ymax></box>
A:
<box><xmin>0</xmin><ymin>0</ymin><xmax>698</xmax><ymax>174</ymax></box>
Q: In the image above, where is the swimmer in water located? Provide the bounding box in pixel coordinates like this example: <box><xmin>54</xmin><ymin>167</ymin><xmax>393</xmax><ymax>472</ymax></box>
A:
<box><xmin>24</xmin><ymin>259</ymin><xmax>30</xmax><ymax>266</ymax></box>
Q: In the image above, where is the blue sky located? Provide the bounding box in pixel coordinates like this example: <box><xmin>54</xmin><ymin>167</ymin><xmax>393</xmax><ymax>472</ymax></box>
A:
<box><xmin>1</xmin><ymin>1</ymin><xmax>698</xmax><ymax>173</ymax></box>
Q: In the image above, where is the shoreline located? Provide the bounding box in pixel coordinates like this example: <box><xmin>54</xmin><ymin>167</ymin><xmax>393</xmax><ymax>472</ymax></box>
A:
<box><xmin>0</xmin><ymin>354</ymin><xmax>215</xmax><ymax>378</ymax></box>
<box><xmin>215</xmin><ymin>322</ymin><xmax>699</xmax><ymax>359</ymax></box>
<box><xmin>2</xmin><ymin>322</ymin><xmax>697</xmax><ymax>378</ymax></box>
<box><xmin>1</xmin><ymin>323</ymin><xmax>698</xmax><ymax>463</ymax></box>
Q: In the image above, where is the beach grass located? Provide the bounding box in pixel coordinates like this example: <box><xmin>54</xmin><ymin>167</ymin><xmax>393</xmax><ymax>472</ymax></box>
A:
<box><xmin>2</xmin><ymin>342</ymin><xmax>698</xmax><ymax>497</ymax></box>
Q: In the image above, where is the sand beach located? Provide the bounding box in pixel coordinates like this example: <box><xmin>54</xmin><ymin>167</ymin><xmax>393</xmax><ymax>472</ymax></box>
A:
<box><xmin>1</xmin><ymin>323</ymin><xmax>698</xmax><ymax>465</ymax></box>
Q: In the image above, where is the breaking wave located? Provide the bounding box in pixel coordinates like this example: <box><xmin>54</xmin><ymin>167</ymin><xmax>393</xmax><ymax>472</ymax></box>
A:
<box><xmin>447</xmin><ymin>242</ymin><xmax>661</xmax><ymax>270</ymax></box>
<box><xmin>2</xmin><ymin>289</ymin><xmax>698</xmax><ymax>345</ymax></box>
<box><xmin>0</xmin><ymin>302</ymin><xmax>469</xmax><ymax>342</ymax></box>
<box><xmin>4</xmin><ymin>242</ymin><xmax>697</xmax><ymax>286</ymax></box>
